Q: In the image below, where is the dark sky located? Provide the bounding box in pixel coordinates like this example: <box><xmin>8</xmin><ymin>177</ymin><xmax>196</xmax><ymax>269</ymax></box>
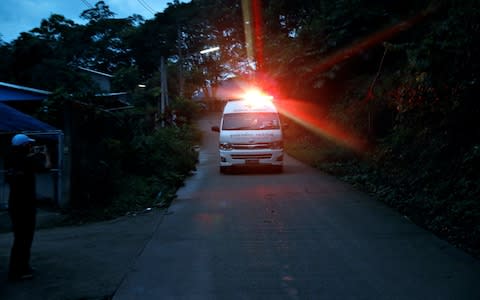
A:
<box><xmin>0</xmin><ymin>0</ymin><xmax>173</xmax><ymax>42</ymax></box>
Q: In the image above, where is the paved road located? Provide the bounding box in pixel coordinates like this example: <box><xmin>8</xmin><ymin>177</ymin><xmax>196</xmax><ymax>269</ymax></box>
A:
<box><xmin>0</xmin><ymin>208</ymin><xmax>165</xmax><ymax>300</ymax></box>
<box><xmin>114</xmin><ymin>113</ymin><xmax>480</xmax><ymax>299</ymax></box>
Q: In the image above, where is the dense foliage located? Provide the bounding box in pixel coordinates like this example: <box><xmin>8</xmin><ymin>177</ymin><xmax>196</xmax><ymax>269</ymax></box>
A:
<box><xmin>69</xmin><ymin>110</ymin><xmax>201</xmax><ymax>219</ymax></box>
<box><xmin>0</xmin><ymin>0</ymin><xmax>478</xmax><ymax>254</ymax></box>
<box><xmin>36</xmin><ymin>89</ymin><xmax>201</xmax><ymax>220</ymax></box>
<box><xmin>275</xmin><ymin>0</ymin><xmax>480</xmax><ymax>256</ymax></box>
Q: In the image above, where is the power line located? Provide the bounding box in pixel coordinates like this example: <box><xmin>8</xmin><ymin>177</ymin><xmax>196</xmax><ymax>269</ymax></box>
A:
<box><xmin>137</xmin><ymin>0</ymin><xmax>156</xmax><ymax>16</ymax></box>
<box><xmin>138</xmin><ymin>0</ymin><xmax>156</xmax><ymax>15</ymax></box>
<box><xmin>80</xmin><ymin>0</ymin><xmax>94</xmax><ymax>9</ymax></box>
<box><xmin>142</xmin><ymin>0</ymin><xmax>156</xmax><ymax>13</ymax></box>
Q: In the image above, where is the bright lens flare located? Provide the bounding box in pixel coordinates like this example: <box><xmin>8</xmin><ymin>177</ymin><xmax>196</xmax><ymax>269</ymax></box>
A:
<box><xmin>241</xmin><ymin>89</ymin><xmax>273</xmax><ymax>106</ymax></box>
<box><xmin>237</xmin><ymin>1</ymin><xmax>435</xmax><ymax>154</ymax></box>
<box><xmin>275</xmin><ymin>98</ymin><xmax>369</xmax><ymax>152</ymax></box>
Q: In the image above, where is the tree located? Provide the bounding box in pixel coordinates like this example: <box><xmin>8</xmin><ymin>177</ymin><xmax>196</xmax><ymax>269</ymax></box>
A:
<box><xmin>31</xmin><ymin>14</ymin><xmax>77</xmax><ymax>41</ymax></box>
<box><xmin>80</xmin><ymin>1</ymin><xmax>115</xmax><ymax>23</ymax></box>
<box><xmin>0</xmin><ymin>42</ymin><xmax>13</xmax><ymax>82</ymax></box>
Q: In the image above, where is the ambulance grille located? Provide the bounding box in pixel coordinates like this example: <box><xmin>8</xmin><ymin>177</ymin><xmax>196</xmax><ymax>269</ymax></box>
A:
<box><xmin>231</xmin><ymin>154</ymin><xmax>273</xmax><ymax>160</ymax></box>
<box><xmin>232</xmin><ymin>143</ymin><xmax>271</xmax><ymax>150</ymax></box>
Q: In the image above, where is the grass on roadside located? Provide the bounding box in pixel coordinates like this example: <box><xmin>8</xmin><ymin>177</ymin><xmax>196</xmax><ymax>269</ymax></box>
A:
<box><xmin>283</xmin><ymin>115</ymin><xmax>480</xmax><ymax>258</ymax></box>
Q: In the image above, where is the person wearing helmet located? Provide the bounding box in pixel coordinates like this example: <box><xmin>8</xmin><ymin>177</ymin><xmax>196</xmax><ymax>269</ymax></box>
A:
<box><xmin>5</xmin><ymin>133</ymin><xmax>51</xmax><ymax>281</ymax></box>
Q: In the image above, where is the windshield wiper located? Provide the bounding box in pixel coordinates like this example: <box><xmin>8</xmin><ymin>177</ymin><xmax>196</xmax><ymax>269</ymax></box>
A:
<box><xmin>259</xmin><ymin>125</ymin><xmax>278</xmax><ymax>130</ymax></box>
<box><xmin>225</xmin><ymin>126</ymin><xmax>254</xmax><ymax>130</ymax></box>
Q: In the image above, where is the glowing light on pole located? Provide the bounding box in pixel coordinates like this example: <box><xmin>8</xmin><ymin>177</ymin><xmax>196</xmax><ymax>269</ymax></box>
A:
<box><xmin>200</xmin><ymin>47</ymin><xmax>220</xmax><ymax>54</ymax></box>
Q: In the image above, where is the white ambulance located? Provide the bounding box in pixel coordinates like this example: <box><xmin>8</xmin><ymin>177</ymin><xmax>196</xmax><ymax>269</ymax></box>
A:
<box><xmin>211</xmin><ymin>93</ymin><xmax>285</xmax><ymax>173</ymax></box>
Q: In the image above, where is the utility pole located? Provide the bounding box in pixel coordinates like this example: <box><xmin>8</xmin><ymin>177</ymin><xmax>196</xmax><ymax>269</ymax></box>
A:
<box><xmin>241</xmin><ymin>0</ymin><xmax>255</xmax><ymax>71</ymax></box>
<box><xmin>177</xmin><ymin>26</ymin><xmax>185</xmax><ymax>98</ymax></box>
<box><xmin>241</xmin><ymin>0</ymin><xmax>264</xmax><ymax>82</ymax></box>
<box><xmin>159</xmin><ymin>56</ymin><xmax>168</xmax><ymax>128</ymax></box>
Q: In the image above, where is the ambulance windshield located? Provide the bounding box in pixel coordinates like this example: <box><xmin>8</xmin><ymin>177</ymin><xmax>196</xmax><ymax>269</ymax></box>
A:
<box><xmin>222</xmin><ymin>113</ymin><xmax>280</xmax><ymax>130</ymax></box>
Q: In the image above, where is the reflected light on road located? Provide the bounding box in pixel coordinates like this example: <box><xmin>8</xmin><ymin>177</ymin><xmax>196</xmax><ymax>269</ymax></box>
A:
<box><xmin>195</xmin><ymin>213</ymin><xmax>224</xmax><ymax>233</ymax></box>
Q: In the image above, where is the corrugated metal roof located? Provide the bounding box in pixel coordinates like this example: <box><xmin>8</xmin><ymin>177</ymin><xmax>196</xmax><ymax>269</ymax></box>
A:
<box><xmin>0</xmin><ymin>102</ymin><xmax>57</xmax><ymax>133</ymax></box>
<box><xmin>77</xmin><ymin>66</ymin><xmax>114</xmax><ymax>78</ymax></box>
<box><xmin>0</xmin><ymin>82</ymin><xmax>51</xmax><ymax>102</ymax></box>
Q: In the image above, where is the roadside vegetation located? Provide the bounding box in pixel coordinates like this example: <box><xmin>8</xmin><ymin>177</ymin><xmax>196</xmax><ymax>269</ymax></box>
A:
<box><xmin>43</xmin><ymin>91</ymin><xmax>202</xmax><ymax>223</ymax></box>
<box><xmin>0</xmin><ymin>0</ymin><xmax>477</xmax><ymax>256</ymax></box>
<box><xmin>67</xmin><ymin>102</ymin><xmax>202</xmax><ymax>222</ymax></box>
<box><xmin>279</xmin><ymin>1</ymin><xmax>479</xmax><ymax>257</ymax></box>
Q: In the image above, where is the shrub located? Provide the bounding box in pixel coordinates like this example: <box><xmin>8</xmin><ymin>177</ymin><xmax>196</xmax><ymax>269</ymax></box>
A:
<box><xmin>66</xmin><ymin>104</ymin><xmax>201</xmax><ymax>221</ymax></box>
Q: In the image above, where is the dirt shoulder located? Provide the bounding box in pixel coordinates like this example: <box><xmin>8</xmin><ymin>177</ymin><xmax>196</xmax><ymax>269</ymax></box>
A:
<box><xmin>0</xmin><ymin>208</ymin><xmax>165</xmax><ymax>300</ymax></box>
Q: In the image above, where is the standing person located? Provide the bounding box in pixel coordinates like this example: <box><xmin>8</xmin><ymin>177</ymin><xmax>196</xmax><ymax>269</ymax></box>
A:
<box><xmin>5</xmin><ymin>133</ymin><xmax>51</xmax><ymax>281</ymax></box>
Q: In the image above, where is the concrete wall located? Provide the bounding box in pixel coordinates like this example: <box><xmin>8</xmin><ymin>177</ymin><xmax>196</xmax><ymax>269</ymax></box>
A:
<box><xmin>90</xmin><ymin>74</ymin><xmax>111</xmax><ymax>92</ymax></box>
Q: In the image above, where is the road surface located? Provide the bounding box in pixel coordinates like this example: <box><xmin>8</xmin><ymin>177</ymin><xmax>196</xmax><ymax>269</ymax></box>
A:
<box><xmin>113</xmin><ymin>112</ymin><xmax>480</xmax><ymax>299</ymax></box>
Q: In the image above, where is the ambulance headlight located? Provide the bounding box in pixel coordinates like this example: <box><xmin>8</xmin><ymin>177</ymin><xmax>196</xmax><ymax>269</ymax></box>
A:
<box><xmin>219</xmin><ymin>142</ymin><xmax>233</xmax><ymax>150</ymax></box>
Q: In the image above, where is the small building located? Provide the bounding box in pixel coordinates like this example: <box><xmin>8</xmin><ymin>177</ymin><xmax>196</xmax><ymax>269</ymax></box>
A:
<box><xmin>1</xmin><ymin>68</ymin><xmax>131</xmax><ymax>210</ymax></box>
<box><xmin>77</xmin><ymin>67</ymin><xmax>113</xmax><ymax>93</ymax></box>
<box><xmin>0</xmin><ymin>82</ymin><xmax>65</xmax><ymax>209</ymax></box>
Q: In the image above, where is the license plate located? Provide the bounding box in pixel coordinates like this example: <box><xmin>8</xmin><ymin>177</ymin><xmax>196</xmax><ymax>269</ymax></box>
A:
<box><xmin>246</xmin><ymin>159</ymin><xmax>259</xmax><ymax>165</ymax></box>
